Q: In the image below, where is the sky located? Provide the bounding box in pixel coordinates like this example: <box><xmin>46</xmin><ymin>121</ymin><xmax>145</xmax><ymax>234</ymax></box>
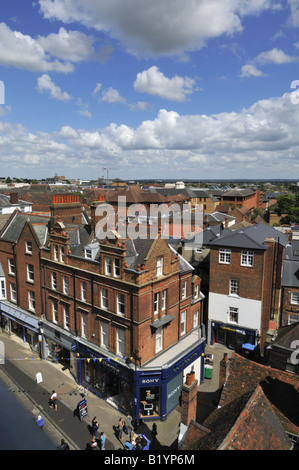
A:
<box><xmin>0</xmin><ymin>1</ymin><xmax>299</xmax><ymax>181</ymax></box>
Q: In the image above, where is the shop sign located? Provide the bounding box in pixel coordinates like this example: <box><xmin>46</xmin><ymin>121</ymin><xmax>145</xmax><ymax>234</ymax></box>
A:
<box><xmin>78</xmin><ymin>398</ymin><xmax>88</xmax><ymax>421</ymax></box>
<box><xmin>166</xmin><ymin>373</ymin><xmax>183</xmax><ymax>413</ymax></box>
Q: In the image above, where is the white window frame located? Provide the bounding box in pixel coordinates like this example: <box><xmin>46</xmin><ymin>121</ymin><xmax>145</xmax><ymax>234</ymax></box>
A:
<box><xmin>51</xmin><ymin>272</ymin><xmax>57</xmax><ymax>290</ymax></box>
<box><xmin>291</xmin><ymin>292</ymin><xmax>299</xmax><ymax>305</ymax></box>
<box><xmin>241</xmin><ymin>250</ymin><xmax>254</xmax><ymax>267</ymax></box>
<box><xmin>154</xmin><ymin>292</ymin><xmax>159</xmax><ymax>315</ymax></box>
<box><xmin>105</xmin><ymin>257</ymin><xmax>112</xmax><ymax>276</ymax></box>
<box><xmin>114</xmin><ymin>258</ymin><xmax>120</xmax><ymax>278</ymax></box>
<box><xmin>156</xmin><ymin>256</ymin><xmax>163</xmax><ymax>276</ymax></box>
<box><xmin>156</xmin><ymin>327</ymin><xmax>163</xmax><ymax>353</ymax></box>
<box><xmin>85</xmin><ymin>248</ymin><xmax>92</xmax><ymax>259</ymax></box>
<box><xmin>101</xmin><ymin>321</ymin><xmax>109</xmax><ymax>349</ymax></box>
<box><xmin>26</xmin><ymin>264</ymin><xmax>34</xmax><ymax>283</ymax></box>
<box><xmin>182</xmin><ymin>281</ymin><xmax>187</xmax><ymax>299</ymax></box>
<box><xmin>25</xmin><ymin>240</ymin><xmax>32</xmax><ymax>254</ymax></box>
<box><xmin>194</xmin><ymin>285</ymin><xmax>199</xmax><ymax>299</ymax></box>
<box><xmin>193</xmin><ymin>311</ymin><xmax>199</xmax><ymax>329</ymax></box>
<box><xmin>219</xmin><ymin>248</ymin><xmax>231</xmax><ymax>264</ymax></box>
<box><xmin>10</xmin><ymin>282</ymin><xmax>17</xmax><ymax>302</ymax></box>
<box><xmin>229</xmin><ymin>306</ymin><xmax>238</xmax><ymax>323</ymax></box>
<box><xmin>181</xmin><ymin>310</ymin><xmax>186</xmax><ymax>336</ymax></box>
<box><xmin>0</xmin><ymin>278</ymin><xmax>6</xmax><ymax>299</ymax></box>
<box><xmin>28</xmin><ymin>290</ymin><xmax>35</xmax><ymax>312</ymax></box>
<box><xmin>60</xmin><ymin>246</ymin><xmax>65</xmax><ymax>263</ymax></box>
<box><xmin>161</xmin><ymin>289</ymin><xmax>167</xmax><ymax>311</ymax></box>
<box><xmin>8</xmin><ymin>258</ymin><xmax>15</xmax><ymax>275</ymax></box>
<box><xmin>101</xmin><ymin>288</ymin><xmax>108</xmax><ymax>310</ymax></box>
<box><xmin>117</xmin><ymin>292</ymin><xmax>125</xmax><ymax>316</ymax></box>
<box><xmin>63</xmin><ymin>276</ymin><xmax>69</xmax><ymax>295</ymax></box>
<box><xmin>54</xmin><ymin>244</ymin><xmax>59</xmax><ymax>261</ymax></box>
<box><xmin>52</xmin><ymin>300</ymin><xmax>58</xmax><ymax>324</ymax></box>
<box><xmin>81</xmin><ymin>313</ymin><xmax>88</xmax><ymax>338</ymax></box>
<box><xmin>116</xmin><ymin>328</ymin><xmax>125</xmax><ymax>356</ymax></box>
<box><xmin>229</xmin><ymin>279</ymin><xmax>239</xmax><ymax>296</ymax></box>
<box><xmin>81</xmin><ymin>281</ymin><xmax>87</xmax><ymax>302</ymax></box>
<box><xmin>63</xmin><ymin>304</ymin><xmax>70</xmax><ymax>330</ymax></box>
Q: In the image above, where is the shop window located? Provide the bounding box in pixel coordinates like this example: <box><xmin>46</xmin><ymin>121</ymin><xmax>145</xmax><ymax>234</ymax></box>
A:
<box><xmin>140</xmin><ymin>387</ymin><xmax>160</xmax><ymax>418</ymax></box>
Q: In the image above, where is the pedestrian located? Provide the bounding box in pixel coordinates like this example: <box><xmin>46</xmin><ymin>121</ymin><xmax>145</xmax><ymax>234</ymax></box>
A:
<box><xmin>91</xmin><ymin>416</ymin><xmax>99</xmax><ymax>437</ymax></box>
<box><xmin>99</xmin><ymin>432</ymin><xmax>106</xmax><ymax>450</ymax></box>
<box><xmin>50</xmin><ymin>390</ymin><xmax>57</xmax><ymax>411</ymax></box>
<box><xmin>58</xmin><ymin>439</ymin><xmax>70</xmax><ymax>450</ymax></box>
<box><xmin>118</xmin><ymin>417</ymin><xmax>124</xmax><ymax>440</ymax></box>
<box><xmin>91</xmin><ymin>435</ymin><xmax>97</xmax><ymax>449</ymax></box>
<box><xmin>151</xmin><ymin>423</ymin><xmax>158</xmax><ymax>440</ymax></box>
<box><xmin>84</xmin><ymin>386</ymin><xmax>88</xmax><ymax>397</ymax></box>
<box><xmin>124</xmin><ymin>412</ymin><xmax>133</xmax><ymax>439</ymax></box>
<box><xmin>36</xmin><ymin>415</ymin><xmax>43</xmax><ymax>430</ymax></box>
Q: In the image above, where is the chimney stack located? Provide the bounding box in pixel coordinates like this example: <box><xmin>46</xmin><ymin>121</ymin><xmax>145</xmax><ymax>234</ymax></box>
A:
<box><xmin>181</xmin><ymin>371</ymin><xmax>198</xmax><ymax>427</ymax></box>
<box><xmin>10</xmin><ymin>192</ymin><xmax>18</xmax><ymax>205</ymax></box>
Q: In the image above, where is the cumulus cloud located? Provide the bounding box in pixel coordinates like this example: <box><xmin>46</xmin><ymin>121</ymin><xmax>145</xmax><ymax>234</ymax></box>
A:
<box><xmin>36</xmin><ymin>74</ymin><xmax>72</xmax><ymax>101</ymax></box>
<box><xmin>241</xmin><ymin>48</ymin><xmax>299</xmax><ymax>78</ymax></box>
<box><xmin>134</xmin><ymin>66</ymin><xmax>196</xmax><ymax>101</ymax></box>
<box><xmin>240</xmin><ymin>64</ymin><xmax>266</xmax><ymax>78</ymax></box>
<box><xmin>38</xmin><ymin>0</ymin><xmax>274</xmax><ymax>57</ymax></box>
<box><xmin>0</xmin><ymin>22</ymin><xmax>73</xmax><ymax>73</ymax></box>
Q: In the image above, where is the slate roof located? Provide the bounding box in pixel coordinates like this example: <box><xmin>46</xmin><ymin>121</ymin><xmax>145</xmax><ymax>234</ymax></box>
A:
<box><xmin>109</xmin><ymin>186</ymin><xmax>167</xmax><ymax>204</ymax></box>
<box><xmin>282</xmin><ymin>240</ymin><xmax>299</xmax><ymax>288</ymax></box>
<box><xmin>208</xmin><ymin>222</ymin><xmax>289</xmax><ymax>250</ymax></box>
<box><xmin>0</xmin><ymin>212</ymin><xmax>49</xmax><ymax>244</ymax></box>
<box><xmin>271</xmin><ymin>322</ymin><xmax>299</xmax><ymax>349</ymax></box>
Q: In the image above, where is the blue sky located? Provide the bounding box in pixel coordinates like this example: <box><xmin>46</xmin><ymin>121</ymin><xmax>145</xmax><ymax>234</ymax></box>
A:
<box><xmin>0</xmin><ymin>1</ymin><xmax>299</xmax><ymax>181</ymax></box>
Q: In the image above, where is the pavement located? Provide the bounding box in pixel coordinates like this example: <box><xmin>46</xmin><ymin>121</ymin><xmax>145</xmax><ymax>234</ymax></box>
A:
<box><xmin>0</xmin><ymin>330</ymin><xmax>232</xmax><ymax>451</ymax></box>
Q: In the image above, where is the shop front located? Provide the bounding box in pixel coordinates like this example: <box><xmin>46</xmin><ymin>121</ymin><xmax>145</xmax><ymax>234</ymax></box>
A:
<box><xmin>41</xmin><ymin>321</ymin><xmax>77</xmax><ymax>376</ymax></box>
<box><xmin>0</xmin><ymin>300</ymin><xmax>42</xmax><ymax>354</ymax></box>
<box><xmin>211</xmin><ymin>321</ymin><xmax>256</xmax><ymax>352</ymax></box>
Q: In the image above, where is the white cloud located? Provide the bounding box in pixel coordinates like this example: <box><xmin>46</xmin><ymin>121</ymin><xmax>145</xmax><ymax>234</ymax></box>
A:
<box><xmin>134</xmin><ymin>66</ymin><xmax>196</xmax><ymax>101</ymax></box>
<box><xmin>36</xmin><ymin>74</ymin><xmax>72</xmax><ymax>101</ymax></box>
<box><xmin>255</xmin><ymin>47</ymin><xmax>299</xmax><ymax>64</ymax></box>
<box><xmin>101</xmin><ymin>87</ymin><xmax>126</xmax><ymax>104</ymax></box>
<box><xmin>240</xmin><ymin>64</ymin><xmax>266</xmax><ymax>78</ymax></box>
<box><xmin>0</xmin><ymin>22</ymin><xmax>73</xmax><ymax>73</ymax></box>
<box><xmin>38</xmin><ymin>0</ymin><xmax>273</xmax><ymax>57</ymax></box>
<box><xmin>37</xmin><ymin>27</ymin><xmax>96</xmax><ymax>62</ymax></box>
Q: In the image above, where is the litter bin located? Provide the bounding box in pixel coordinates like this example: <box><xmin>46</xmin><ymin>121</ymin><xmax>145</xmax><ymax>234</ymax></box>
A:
<box><xmin>204</xmin><ymin>364</ymin><xmax>213</xmax><ymax>379</ymax></box>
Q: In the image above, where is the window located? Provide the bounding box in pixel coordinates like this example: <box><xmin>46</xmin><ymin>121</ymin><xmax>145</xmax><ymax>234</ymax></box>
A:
<box><xmin>51</xmin><ymin>272</ymin><xmax>57</xmax><ymax>290</ymax></box>
<box><xmin>219</xmin><ymin>248</ymin><xmax>231</xmax><ymax>264</ymax></box>
<box><xmin>101</xmin><ymin>288</ymin><xmax>108</xmax><ymax>310</ymax></box>
<box><xmin>181</xmin><ymin>310</ymin><xmax>186</xmax><ymax>336</ymax></box>
<box><xmin>25</xmin><ymin>240</ymin><xmax>32</xmax><ymax>254</ymax></box>
<box><xmin>117</xmin><ymin>293</ymin><xmax>125</xmax><ymax>316</ymax></box>
<box><xmin>10</xmin><ymin>283</ymin><xmax>17</xmax><ymax>302</ymax></box>
<box><xmin>241</xmin><ymin>250</ymin><xmax>254</xmax><ymax>267</ymax></box>
<box><xmin>161</xmin><ymin>289</ymin><xmax>167</xmax><ymax>311</ymax></box>
<box><xmin>52</xmin><ymin>300</ymin><xmax>58</xmax><ymax>324</ymax></box>
<box><xmin>81</xmin><ymin>281</ymin><xmax>87</xmax><ymax>302</ymax></box>
<box><xmin>289</xmin><ymin>314</ymin><xmax>299</xmax><ymax>325</ymax></box>
<box><xmin>154</xmin><ymin>292</ymin><xmax>159</xmax><ymax>314</ymax></box>
<box><xmin>101</xmin><ymin>321</ymin><xmax>109</xmax><ymax>348</ymax></box>
<box><xmin>0</xmin><ymin>279</ymin><xmax>6</xmax><ymax>299</ymax></box>
<box><xmin>26</xmin><ymin>264</ymin><xmax>34</xmax><ymax>283</ymax></box>
<box><xmin>105</xmin><ymin>257</ymin><xmax>112</xmax><ymax>276</ymax></box>
<box><xmin>85</xmin><ymin>248</ymin><xmax>92</xmax><ymax>259</ymax></box>
<box><xmin>60</xmin><ymin>246</ymin><xmax>65</xmax><ymax>263</ymax></box>
<box><xmin>54</xmin><ymin>245</ymin><xmax>58</xmax><ymax>261</ymax></box>
<box><xmin>28</xmin><ymin>291</ymin><xmax>35</xmax><ymax>312</ymax></box>
<box><xmin>8</xmin><ymin>258</ymin><xmax>15</xmax><ymax>275</ymax></box>
<box><xmin>194</xmin><ymin>285</ymin><xmax>199</xmax><ymax>299</ymax></box>
<box><xmin>81</xmin><ymin>313</ymin><xmax>88</xmax><ymax>338</ymax></box>
<box><xmin>193</xmin><ymin>311</ymin><xmax>199</xmax><ymax>328</ymax></box>
<box><xmin>291</xmin><ymin>292</ymin><xmax>299</xmax><ymax>305</ymax></box>
<box><xmin>229</xmin><ymin>279</ymin><xmax>239</xmax><ymax>296</ymax></box>
<box><xmin>63</xmin><ymin>304</ymin><xmax>70</xmax><ymax>330</ymax></box>
<box><xmin>229</xmin><ymin>307</ymin><xmax>238</xmax><ymax>323</ymax></box>
<box><xmin>116</xmin><ymin>328</ymin><xmax>125</xmax><ymax>356</ymax></box>
<box><xmin>114</xmin><ymin>258</ymin><xmax>120</xmax><ymax>278</ymax></box>
<box><xmin>156</xmin><ymin>256</ymin><xmax>163</xmax><ymax>276</ymax></box>
<box><xmin>156</xmin><ymin>327</ymin><xmax>163</xmax><ymax>353</ymax></box>
<box><xmin>63</xmin><ymin>276</ymin><xmax>69</xmax><ymax>295</ymax></box>
<box><xmin>182</xmin><ymin>281</ymin><xmax>187</xmax><ymax>299</ymax></box>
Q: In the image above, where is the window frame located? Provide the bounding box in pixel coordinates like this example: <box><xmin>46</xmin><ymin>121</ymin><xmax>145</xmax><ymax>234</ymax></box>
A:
<box><xmin>155</xmin><ymin>326</ymin><xmax>163</xmax><ymax>353</ymax></box>
<box><xmin>26</xmin><ymin>264</ymin><xmax>34</xmax><ymax>283</ymax></box>
<box><xmin>229</xmin><ymin>279</ymin><xmax>240</xmax><ymax>296</ymax></box>
<box><xmin>117</xmin><ymin>292</ymin><xmax>125</xmax><ymax>316</ymax></box>
<box><xmin>28</xmin><ymin>290</ymin><xmax>35</xmax><ymax>312</ymax></box>
<box><xmin>241</xmin><ymin>250</ymin><xmax>254</xmax><ymax>267</ymax></box>
<box><xmin>181</xmin><ymin>310</ymin><xmax>186</xmax><ymax>336</ymax></box>
<box><xmin>219</xmin><ymin>248</ymin><xmax>231</xmax><ymax>264</ymax></box>
<box><xmin>291</xmin><ymin>292</ymin><xmax>299</xmax><ymax>305</ymax></box>
<box><xmin>229</xmin><ymin>306</ymin><xmax>239</xmax><ymax>323</ymax></box>
<box><xmin>101</xmin><ymin>287</ymin><xmax>108</xmax><ymax>310</ymax></box>
<box><xmin>25</xmin><ymin>240</ymin><xmax>32</xmax><ymax>254</ymax></box>
<box><xmin>156</xmin><ymin>256</ymin><xmax>163</xmax><ymax>276</ymax></box>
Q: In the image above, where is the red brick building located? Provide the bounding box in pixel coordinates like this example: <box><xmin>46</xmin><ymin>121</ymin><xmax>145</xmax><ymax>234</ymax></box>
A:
<box><xmin>0</xmin><ymin>196</ymin><xmax>206</xmax><ymax>420</ymax></box>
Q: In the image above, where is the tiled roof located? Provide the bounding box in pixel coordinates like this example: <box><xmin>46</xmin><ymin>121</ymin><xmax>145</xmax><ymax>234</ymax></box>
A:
<box><xmin>282</xmin><ymin>240</ymin><xmax>299</xmax><ymax>288</ymax></box>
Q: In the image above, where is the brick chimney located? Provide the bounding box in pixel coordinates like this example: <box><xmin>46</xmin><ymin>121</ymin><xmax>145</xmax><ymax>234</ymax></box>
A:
<box><xmin>50</xmin><ymin>194</ymin><xmax>82</xmax><ymax>228</ymax></box>
<box><xmin>219</xmin><ymin>353</ymin><xmax>229</xmax><ymax>389</ymax></box>
<box><xmin>181</xmin><ymin>371</ymin><xmax>198</xmax><ymax>427</ymax></box>
<box><xmin>10</xmin><ymin>192</ymin><xmax>19</xmax><ymax>204</ymax></box>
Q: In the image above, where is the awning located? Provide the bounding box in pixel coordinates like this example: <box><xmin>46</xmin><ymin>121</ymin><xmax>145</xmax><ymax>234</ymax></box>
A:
<box><xmin>150</xmin><ymin>314</ymin><xmax>175</xmax><ymax>331</ymax></box>
<box><xmin>0</xmin><ymin>301</ymin><xmax>40</xmax><ymax>332</ymax></box>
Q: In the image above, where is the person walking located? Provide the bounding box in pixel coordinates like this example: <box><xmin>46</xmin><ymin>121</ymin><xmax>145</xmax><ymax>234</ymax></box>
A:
<box><xmin>118</xmin><ymin>417</ymin><xmax>124</xmax><ymax>441</ymax></box>
<box><xmin>91</xmin><ymin>417</ymin><xmax>99</xmax><ymax>437</ymax></box>
<box><xmin>50</xmin><ymin>390</ymin><xmax>57</xmax><ymax>411</ymax></box>
<box><xmin>124</xmin><ymin>412</ymin><xmax>133</xmax><ymax>440</ymax></box>
<box><xmin>99</xmin><ymin>432</ymin><xmax>106</xmax><ymax>450</ymax></box>
<box><xmin>91</xmin><ymin>435</ymin><xmax>97</xmax><ymax>449</ymax></box>
<box><xmin>36</xmin><ymin>415</ymin><xmax>43</xmax><ymax>431</ymax></box>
